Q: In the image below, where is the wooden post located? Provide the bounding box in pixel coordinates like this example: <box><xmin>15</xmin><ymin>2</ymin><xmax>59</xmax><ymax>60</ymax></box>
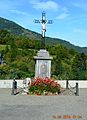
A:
<box><xmin>66</xmin><ymin>80</ymin><xmax>69</xmax><ymax>89</ymax></box>
<box><xmin>75</xmin><ymin>83</ymin><xmax>79</xmax><ymax>96</ymax></box>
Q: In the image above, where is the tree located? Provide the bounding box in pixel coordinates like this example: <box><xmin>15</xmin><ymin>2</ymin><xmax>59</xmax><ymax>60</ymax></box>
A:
<box><xmin>0</xmin><ymin>30</ymin><xmax>13</xmax><ymax>44</ymax></box>
<box><xmin>52</xmin><ymin>45</ymin><xmax>64</xmax><ymax>78</ymax></box>
<box><xmin>10</xmin><ymin>38</ymin><xmax>18</xmax><ymax>61</ymax></box>
<box><xmin>71</xmin><ymin>53</ymin><xmax>86</xmax><ymax>80</ymax></box>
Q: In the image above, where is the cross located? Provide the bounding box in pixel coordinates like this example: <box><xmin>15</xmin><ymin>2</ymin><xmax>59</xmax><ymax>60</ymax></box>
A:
<box><xmin>34</xmin><ymin>11</ymin><xmax>53</xmax><ymax>48</ymax></box>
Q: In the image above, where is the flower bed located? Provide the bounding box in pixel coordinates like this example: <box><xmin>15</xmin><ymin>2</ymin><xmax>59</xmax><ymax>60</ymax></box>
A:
<box><xmin>29</xmin><ymin>77</ymin><xmax>61</xmax><ymax>95</ymax></box>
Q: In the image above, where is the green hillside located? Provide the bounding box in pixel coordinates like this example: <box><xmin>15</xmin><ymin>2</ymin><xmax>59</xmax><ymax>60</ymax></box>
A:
<box><xmin>0</xmin><ymin>17</ymin><xmax>41</xmax><ymax>39</ymax></box>
<box><xmin>0</xmin><ymin>17</ymin><xmax>87</xmax><ymax>54</ymax></box>
<box><xmin>0</xmin><ymin>17</ymin><xmax>87</xmax><ymax>80</ymax></box>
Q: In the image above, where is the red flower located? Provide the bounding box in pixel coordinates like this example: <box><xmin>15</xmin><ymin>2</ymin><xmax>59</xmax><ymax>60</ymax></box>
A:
<box><xmin>29</xmin><ymin>77</ymin><xmax>61</xmax><ymax>95</ymax></box>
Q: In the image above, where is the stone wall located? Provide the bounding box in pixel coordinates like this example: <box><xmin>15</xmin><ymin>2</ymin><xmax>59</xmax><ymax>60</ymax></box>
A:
<box><xmin>58</xmin><ymin>80</ymin><xmax>87</xmax><ymax>88</ymax></box>
<box><xmin>0</xmin><ymin>80</ymin><xmax>23</xmax><ymax>88</ymax></box>
<box><xmin>0</xmin><ymin>80</ymin><xmax>87</xmax><ymax>88</ymax></box>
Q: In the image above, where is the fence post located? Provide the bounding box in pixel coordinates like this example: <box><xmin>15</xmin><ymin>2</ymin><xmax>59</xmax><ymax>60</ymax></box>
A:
<box><xmin>75</xmin><ymin>83</ymin><xmax>79</xmax><ymax>96</ymax></box>
<box><xmin>66</xmin><ymin>80</ymin><xmax>69</xmax><ymax>89</ymax></box>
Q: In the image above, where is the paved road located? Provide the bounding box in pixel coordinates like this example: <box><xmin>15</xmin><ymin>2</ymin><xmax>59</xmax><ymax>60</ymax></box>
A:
<box><xmin>0</xmin><ymin>88</ymin><xmax>87</xmax><ymax>120</ymax></box>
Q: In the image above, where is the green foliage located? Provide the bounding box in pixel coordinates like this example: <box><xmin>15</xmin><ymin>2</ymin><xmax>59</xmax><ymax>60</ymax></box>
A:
<box><xmin>71</xmin><ymin>53</ymin><xmax>87</xmax><ymax>80</ymax></box>
<box><xmin>0</xmin><ymin>20</ymin><xmax>87</xmax><ymax>80</ymax></box>
<box><xmin>0</xmin><ymin>30</ymin><xmax>15</xmax><ymax>45</ymax></box>
<box><xmin>51</xmin><ymin>44</ymin><xmax>73</xmax><ymax>80</ymax></box>
<box><xmin>0</xmin><ymin>45</ymin><xmax>6</xmax><ymax>51</ymax></box>
<box><xmin>10</xmin><ymin>38</ymin><xmax>18</xmax><ymax>61</ymax></box>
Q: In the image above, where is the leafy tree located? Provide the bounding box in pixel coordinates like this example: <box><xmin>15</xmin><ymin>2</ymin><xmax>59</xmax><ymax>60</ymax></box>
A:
<box><xmin>71</xmin><ymin>53</ymin><xmax>87</xmax><ymax>80</ymax></box>
<box><xmin>0</xmin><ymin>30</ymin><xmax>13</xmax><ymax>44</ymax></box>
<box><xmin>10</xmin><ymin>38</ymin><xmax>18</xmax><ymax>61</ymax></box>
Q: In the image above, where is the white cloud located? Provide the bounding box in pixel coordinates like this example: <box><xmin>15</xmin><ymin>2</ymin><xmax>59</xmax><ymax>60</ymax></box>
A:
<box><xmin>29</xmin><ymin>0</ymin><xmax>59</xmax><ymax>10</ymax></box>
<box><xmin>71</xmin><ymin>2</ymin><xmax>87</xmax><ymax>12</ymax></box>
<box><xmin>62</xmin><ymin>7</ymin><xmax>68</xmax><ymax>13</ymax></box>
<box><xmin>10</xmin><ymin>9</ymin><xmax>29</xmax><ymax>16</ymax></box>
<box><xmin>56</xmin><ymin>12</ymin><xmax>69</xmax><ymax>20</ymax></box>
<box><xmin>74</xmin><ymin>28</ymin><xmax>87</xmax><ymax>35</ymax></box>
<box><xmin>56</xmin><ymin>6</ymin><xmax>69</xmax><ymax>20</ymax></box>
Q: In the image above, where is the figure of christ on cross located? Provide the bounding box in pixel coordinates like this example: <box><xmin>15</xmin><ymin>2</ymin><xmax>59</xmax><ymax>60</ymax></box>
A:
<box><xmin>34</xmin><ymin>11</ymin><xmax>53</xmax><ymax>48</ymax></box>
<box><xmin>42</xmin><ymin>22</ymin><xmax>46</xmax><ymax>38</ymax></box>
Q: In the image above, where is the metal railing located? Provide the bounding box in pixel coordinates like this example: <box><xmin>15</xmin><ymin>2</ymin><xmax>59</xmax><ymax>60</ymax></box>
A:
<box><xmin>66</xmin><ymin>80</ymin><xmax>79</xmax><ymax>96</ymax></box>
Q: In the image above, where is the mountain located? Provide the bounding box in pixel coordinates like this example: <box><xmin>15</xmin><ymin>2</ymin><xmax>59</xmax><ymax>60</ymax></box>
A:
<box><xmin>0</xmin><ymin>17</ymin><xmax>87</xmax><ymax>54</ymax></box>
<box><xmin>0</xmin><ymin>17</ymin><xmax>41</xmax><ymax>39</ymax></box>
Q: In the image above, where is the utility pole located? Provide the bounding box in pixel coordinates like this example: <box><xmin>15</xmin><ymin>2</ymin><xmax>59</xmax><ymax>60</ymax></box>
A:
<box><xmin>34</xmin><ymin>11</ymin><xmax>53</xmax><ymax>48</ymax></box>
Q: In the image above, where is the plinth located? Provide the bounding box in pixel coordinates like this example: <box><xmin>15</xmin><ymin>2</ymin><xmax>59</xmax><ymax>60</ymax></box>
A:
<box><xmin>34</xmin><ymin>49</ymin><xmax>53</xmax><ymax>78</ymax></box>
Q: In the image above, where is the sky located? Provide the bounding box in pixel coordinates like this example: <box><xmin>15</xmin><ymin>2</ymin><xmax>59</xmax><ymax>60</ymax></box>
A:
<box><xmin>0</xmin><ymin>0</ymin><xmax>87</xmax><ymax>47</ymax></box>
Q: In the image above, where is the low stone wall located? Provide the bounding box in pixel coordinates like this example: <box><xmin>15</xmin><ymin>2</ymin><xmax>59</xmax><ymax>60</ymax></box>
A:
<box><xmin>58</xmin><ymin>80</ymin><xmax>87</xmax><ymax>88</ymax></box>
<box><xmin>0</xmin><ymin>79</ymin><xmax>23</xmax><ymax>88</ymax></box>
<box><xmin>0</xmin><ymin>80</ymin><xmax>87</xmax><ymax>88</ymax></box>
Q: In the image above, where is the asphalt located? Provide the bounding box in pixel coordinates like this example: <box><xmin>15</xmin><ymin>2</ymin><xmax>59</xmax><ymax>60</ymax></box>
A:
<box><xmin>0</xmin><ymin>88</ymin><xmax>87</xmax><ymax>120</ymax></box>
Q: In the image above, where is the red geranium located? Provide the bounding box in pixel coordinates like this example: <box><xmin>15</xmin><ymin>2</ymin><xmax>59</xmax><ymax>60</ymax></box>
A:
<box><xmin>29</xmin><ymin>77</ymin><xmax>61</xmax><ymax>95</ymax></box>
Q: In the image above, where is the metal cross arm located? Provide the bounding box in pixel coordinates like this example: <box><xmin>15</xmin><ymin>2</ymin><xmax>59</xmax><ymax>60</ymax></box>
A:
<box><xmin>34</xmin><ymin>20</ymin><xmax>53</xmax><ymax>24</ymax></box>
<box><xmin>47</xmin><ymin>20</ymin><xmax>53</xmax><ymax>24</ymax></box>
<box><xmin>34</xmin><ymin>20</ymin><xmax>41</xmax><ymax>23</ymax></box>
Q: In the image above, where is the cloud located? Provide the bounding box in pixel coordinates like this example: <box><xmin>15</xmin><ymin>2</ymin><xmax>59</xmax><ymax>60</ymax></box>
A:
<box><xmin>29</xmin><ymin>0</ymin><xmax>59</xmax><ymax>10</ymax></box>
<box><xmin>10</xmin><ymin>9</ymin><xmax>29</xmax><ymax>16</ymax></box>
<box><xmin>62</xmin><ymin>7</ymin><xmax>68</xmax><ymax>13</ymax></box>
<box><xmin>56</xmin><ymin>6</ymin><xmax>69</xmax><ymax>20</ymax></box>
<box><xmin>56</xmin><ymin>12</ymin><xmax>69</xmax><ymax>20</ymax></box>
<box><xmin>71</xmin><ymin>2</ymin><xmax>87</xmax><ymax>12</ymax></box>
<box><xmin>74</xmin><ymin>28</ymin><xmax>87</xmax><ymax>35</ymax></box>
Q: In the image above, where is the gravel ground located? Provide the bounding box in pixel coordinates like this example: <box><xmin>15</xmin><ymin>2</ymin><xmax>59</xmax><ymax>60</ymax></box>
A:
<box><xmin>0</xmin><ymin>88</ymin><xmax>87</xmax><ymax>120</ymax></box>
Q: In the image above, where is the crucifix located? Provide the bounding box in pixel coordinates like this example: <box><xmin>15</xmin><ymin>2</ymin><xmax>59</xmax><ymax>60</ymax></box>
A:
<box><xmin>34</xmin><ymin>11</ymin><xmax>53</xmax><ymax>48</ymax></box>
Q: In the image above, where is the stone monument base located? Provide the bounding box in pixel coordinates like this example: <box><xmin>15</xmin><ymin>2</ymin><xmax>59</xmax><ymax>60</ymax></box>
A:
<box><xmin>34</xmin><ymin>49</ymin><xmax>53</xmax><ymax>78</ymax></box>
